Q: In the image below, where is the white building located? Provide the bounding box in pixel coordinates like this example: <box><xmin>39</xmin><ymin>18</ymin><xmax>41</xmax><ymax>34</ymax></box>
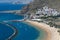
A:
<box><xmin>35</xmin><ymin>6</ymin><xmax>60</xmax><ymax>16</ymax></box>
<box><xmin>31</xmin><ymin>19</ymin><xmax>43</xmax><ymax>22</ymax></box>
<box><xmin>43</xmin><ymin>6</ymin><xmax>49</xmax><ymax>12</ymax></box>
<box><xmin>31</xmin><ymin>6</ymin><xmax>60</xmax><ymax>20</ymax></box>
<box><xmin>36</xmin><ymin>9</ymin><xmax>43</xmax><ymax>14</ymax></box>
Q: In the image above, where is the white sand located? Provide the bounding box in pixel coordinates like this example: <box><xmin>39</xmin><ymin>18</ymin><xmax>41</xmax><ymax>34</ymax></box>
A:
<box><xmin>25</xmin><ymin>20</ymin><xmax>60</xmax><ymax>40</ymax></box>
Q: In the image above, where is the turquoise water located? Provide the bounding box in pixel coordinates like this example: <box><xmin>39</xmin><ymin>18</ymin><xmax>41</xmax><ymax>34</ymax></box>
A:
<box><xmin>5</xmin><ymin>21</ymin><xmax>40</xmax><ymax>40</ymax></box>
<box><xmin>0</xmin><ymin>23</ymin><xmax>14</xmax><ymax>40</ymax></box>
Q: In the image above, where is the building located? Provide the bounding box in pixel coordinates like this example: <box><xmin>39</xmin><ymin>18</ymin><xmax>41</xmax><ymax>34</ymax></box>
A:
<box><xmin>35</xmin><ymin>6</ymin><xmax>60</xmax><ymax>17</ymax></box>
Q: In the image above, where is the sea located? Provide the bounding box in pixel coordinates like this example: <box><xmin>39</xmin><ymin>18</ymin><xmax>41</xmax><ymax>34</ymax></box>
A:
<box><xmin>0</xmin><ymin>3</ymin><xmax>26</xmax><ymax>11</ymax></box>
<box><xmin>0</xmin><ymin>3</ymin><xmax>46</xmax><ymax>40</ymax></box>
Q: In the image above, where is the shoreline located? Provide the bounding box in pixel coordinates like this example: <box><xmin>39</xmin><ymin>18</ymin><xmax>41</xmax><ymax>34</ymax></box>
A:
<box><xmin>25</xmin><ymin>20</ymin><xmax>60</xmax><ymax>40</ymax></box>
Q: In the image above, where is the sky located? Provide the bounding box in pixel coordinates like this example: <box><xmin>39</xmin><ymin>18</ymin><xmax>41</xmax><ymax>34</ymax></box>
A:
<box><xmin>0</xmin><ymin>0</ymin><xmax>33</xmax><ymax>4</ymax></box>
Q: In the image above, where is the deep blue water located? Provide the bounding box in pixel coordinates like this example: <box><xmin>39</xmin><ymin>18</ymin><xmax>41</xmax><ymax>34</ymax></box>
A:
<box><xmin>0</xmin><ymin>13</ymin><xmax>40</xmax><ymax>40</ymax></box>
<box><xmin>0</xmin><ymin>13</ymin><xmax>24</xmax><ymax>21</ymax></box>
<box><xmin>0</xmin><ymin>3</ymin><xmax>26</xmax><ymax>11</ymax></box>
<box><xmin>0</xmin><ymin>3</ymin><xmax>40</xmax><ymax>40</ymax></box>
<box><xmin>5</xmin><ymin>21</ymin><xmax>40</xmax><ymax>40</ymax></box>
<box><xmin>0</xmin><ymin>23</ymin><xmax>14</xmax><ymax>40</ymax></box>
<box><xmin>0</xmin><ymin>12</ymin><xmax>40</xmax><ymax>40</ymax></box>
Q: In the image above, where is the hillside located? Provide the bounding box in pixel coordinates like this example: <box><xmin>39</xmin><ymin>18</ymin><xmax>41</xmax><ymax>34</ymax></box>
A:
<box><xmin>29</xmin><ymin>0</ymin><xmax>60</xmax><ymax>12</ymax></box>
<box><xmin>20</xmin><ymin>0</ymin><xmax>60</xmax><ymax>14</ymax></box>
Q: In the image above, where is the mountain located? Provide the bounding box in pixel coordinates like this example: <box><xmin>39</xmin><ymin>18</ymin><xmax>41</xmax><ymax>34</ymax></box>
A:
<box><xmin>20</xmin><ymin>0</ymin><xmax>60</xmax><ymax>14</ymax></box>
<box><xmin>28</xmin><ymin>0</ymin><xmax>60</xmax><ymax>12</ymax></box>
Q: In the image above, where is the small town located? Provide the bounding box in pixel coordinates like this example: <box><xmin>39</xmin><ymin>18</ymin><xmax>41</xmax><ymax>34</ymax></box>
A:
<box><xmin>0</xmin><ymin>0</ymin><xmax>60</xmax><ymax>40</ymax></box>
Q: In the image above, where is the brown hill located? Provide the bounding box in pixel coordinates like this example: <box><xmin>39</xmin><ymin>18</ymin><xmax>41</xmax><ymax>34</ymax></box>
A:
<box><xmin>29</xmin><ymin>0</ymin><xmax>60</xmax><ymax>12</ymax></box>
<box><xmin>20</xmin><ymin>0</ymin><xmax>60</xmax><ymax>14</ymax></box>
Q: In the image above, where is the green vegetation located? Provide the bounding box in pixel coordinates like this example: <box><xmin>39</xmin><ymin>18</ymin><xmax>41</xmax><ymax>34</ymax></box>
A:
<box><xmin>58</xmin><ymin>30</ymin><xmax>60</xmax><ymax>35</ymax></box>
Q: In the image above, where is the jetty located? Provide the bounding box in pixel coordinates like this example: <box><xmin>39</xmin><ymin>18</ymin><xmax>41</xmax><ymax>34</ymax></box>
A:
<box><xmin>0</xmin><ymin>10</ymin><xmax>21</xmax><ymax>13</ymax></box>
<box><xmin>0</xmin><ymin>22</ymin><xmax>17</xmax><ymax>40</ymax></box>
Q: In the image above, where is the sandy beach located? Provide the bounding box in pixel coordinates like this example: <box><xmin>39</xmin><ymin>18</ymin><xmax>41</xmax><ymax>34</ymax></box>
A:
<box><xmin>25</xmin><ymin>20</ymin><xmax>60</xmax><ymax>40</ymax></box>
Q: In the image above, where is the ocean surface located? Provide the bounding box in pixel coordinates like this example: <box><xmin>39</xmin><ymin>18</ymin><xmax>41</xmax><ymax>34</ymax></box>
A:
<box><xmin>0</xmin><ymin>3</ymin><xmax>26</xmax><ymax>11</ymax></box>
<box><xmin>5</xmin><ymin>21</ymin><xmax>40</xmax><ymax>40</ymax></box>
<box><xmin>0</xmin><ymin>23</ymin><xmax>14</xmax><ymax>40</ymax></box>
<box><xmin>0</xmin><ymin>3</ymin><xmax>46</xmax><ymax>40</ymax></box>
<box><xmin>0</xmin><ymin>13</ymin><xmax>24</xmax><ymax>21</ymax></box>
